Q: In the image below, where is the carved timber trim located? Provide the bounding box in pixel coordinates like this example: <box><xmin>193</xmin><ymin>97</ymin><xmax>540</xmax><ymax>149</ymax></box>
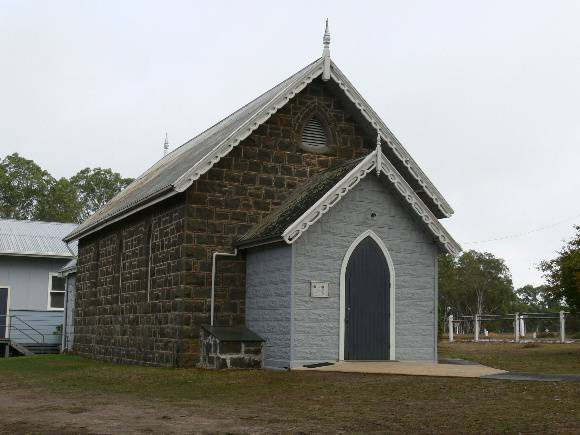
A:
<box><xmin>330</xmin><ymin>67</ymin><xmax>454</xmax><ymax>218</ymax></box>
<box><xmin>377</xmin><ymin>153</ymin><xmax>461</xmax><ymax>255</ymax></box>
<box><xmin>283</xmin><ymin>152</ymin><xmax>376</xmax><ymax>244</ymax></box>
<box><xmin>282</xmin><ymin>150</ymin><xmax>461</xmax><ymax>255</ymax></box>
<box><xmin>173</xmin><ymin>64</ymin><xmax>325</xmax><ymax>192</ymax></box>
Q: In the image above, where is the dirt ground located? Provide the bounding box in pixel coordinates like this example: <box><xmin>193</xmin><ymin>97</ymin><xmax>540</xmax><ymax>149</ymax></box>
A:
<box><xmin>1</xmin><ymin>351</ymin><xmax>579</xmax><ymax>434</ymax></box>
<box><xmin>0</xmin><ymin>388</ymin><xmax>258</xmax><ymax>434</ymax></box>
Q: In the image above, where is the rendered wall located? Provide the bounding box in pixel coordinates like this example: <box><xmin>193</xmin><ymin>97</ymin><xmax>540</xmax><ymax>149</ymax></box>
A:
<box><xmin>291</xmin><ymin>176</ymin><xmax>439</xmax><ymax>366</ymax></box>
<box><xmin>245</xmin><ymin>243</ymin><xmax>292</xmax><ymax>368</ymax></box>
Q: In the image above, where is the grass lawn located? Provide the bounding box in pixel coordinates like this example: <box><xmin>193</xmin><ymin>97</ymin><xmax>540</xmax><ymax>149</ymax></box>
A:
<box><xmin>439</xmin><ymin>341</ymin><xmax>580</xmax><ymax>374</ymax></box>
<box><xmin>0</xmin><ymin>352</ymin><xmax>579</xmax><ymax>434</ymax></box>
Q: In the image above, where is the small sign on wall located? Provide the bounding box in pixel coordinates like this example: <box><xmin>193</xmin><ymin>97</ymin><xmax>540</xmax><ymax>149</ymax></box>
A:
<box><xmin>310</xmin><ymin>281</ymin><xmax>329</xmax><ymax>298</ymax></box>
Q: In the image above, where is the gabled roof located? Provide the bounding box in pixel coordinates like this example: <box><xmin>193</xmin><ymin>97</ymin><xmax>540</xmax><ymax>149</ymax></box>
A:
<box><xmin>65</xmin><ymin>57</ymin><xmax>454</xmax><ymax>242</ymax></box>
<box><xmin>237</xmin><ymin>149</ymin><xmax>461</xmax><ymax>255</ymax></box>
<box><xmin>0</xmin><ymin>218</ymin><xmax>77</xmax><ymax>258</ymax></box>
<box><xmin>237</xmin><ymin>157</ymin><xmax>363</xmax><ymax>246</ymax></box>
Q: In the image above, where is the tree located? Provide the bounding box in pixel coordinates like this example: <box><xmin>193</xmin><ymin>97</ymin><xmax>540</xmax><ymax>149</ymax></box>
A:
<box><xmin>0</xmin><ymin>153</ymin><xmax>54</xmax><ymax>220</ymax></box>
<box><xmin>70</xmin><ymin>168</ymin><xmax>133</xmax><ymax>222</ymax></box>
<box><xmin>540</xmin><ymin>226</ymin><xmax>580</xmax><ymax>313</ymax></box>
<box><xmin>36</xmin><ymin>178</ymin><xmax>81</xmax><ymax>223</ymax></box>
<box><xmin>0</xmin><ymin>153</ymin><xmax>133</xmax><ymax>224</ymax></box>
<box><xmin>515</xmin><ymin>284</ymin><xmax>562</xmax><ymax>312</ymax></box>
<box><xmin>439</xmin><ymin>250</ymin><xmax>515</xmax><ymax>317</ymax></box>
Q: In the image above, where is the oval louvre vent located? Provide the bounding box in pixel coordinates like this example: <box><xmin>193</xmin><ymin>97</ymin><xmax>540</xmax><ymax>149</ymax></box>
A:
<box><xmin>302</xmin><ymin>116</ymin><xmax>328</xmax><ymax>150</ymax></box>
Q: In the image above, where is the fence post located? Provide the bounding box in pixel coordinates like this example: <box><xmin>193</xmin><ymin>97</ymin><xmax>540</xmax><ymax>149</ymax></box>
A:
<box><xmin>560</xmin><ymin>311</ymin><xmax>565</xmax><ymax>343</ymax></box>
<box><xmin>474</xmin><ymin>314</ymin><xmax>480</xmax><ymax>342</ymax></box>
<box><xmin>514</xmin><ymin>313</ymin><xmax>520</xmax><ymax>343</ymax></box>
<box><xmin>448</xmin><ymin>315</ymin><xmax>454</xmax><ymax>342</ymax></box>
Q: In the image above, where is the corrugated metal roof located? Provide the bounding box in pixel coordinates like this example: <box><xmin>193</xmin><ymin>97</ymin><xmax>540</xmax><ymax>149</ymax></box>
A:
<box><xmin>0</xmin><ymin>219</ymin><xmax>77</xmax><ymax>258</ymax></box>
<box><xmin>64</xmin><ymin>56</ymin><xmax>455</xmax><ymax>242</ymax></box>
<box><xmin>65</xmin><ymin>58</ymin><xmax>324</xmax><ymax>242</ymax></box>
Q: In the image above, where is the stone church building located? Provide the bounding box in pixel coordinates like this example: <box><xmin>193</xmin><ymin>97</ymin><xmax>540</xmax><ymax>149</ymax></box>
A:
<box><xmin>64</xmin><ymin>24</ymin><xmax>460</xmax><ymax>369</ymax></box>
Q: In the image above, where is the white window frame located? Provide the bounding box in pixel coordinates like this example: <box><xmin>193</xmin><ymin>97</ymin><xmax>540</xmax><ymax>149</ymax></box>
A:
<box><xmin>0</xmin><ymin>285</ymin><xmax>11</xmax><ymax>338</ymax></box>
<box><xmin>47</xmin><ymin>273</ymin><xmax>65</xmax><ymax>311</ymax></box>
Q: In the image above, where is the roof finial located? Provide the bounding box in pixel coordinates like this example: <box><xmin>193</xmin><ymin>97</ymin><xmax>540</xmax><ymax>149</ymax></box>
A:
<box><xmin>375</xmin><ymin>130</ymin><xmax>382</xmax><ymax>176</ymax></box>
<box><xmin>163</xmin><ymin>132</ymin><xmax>169</xmax><ymax>156</ymax></box>
<box><xmin>322</xmin><ymin>18</ymin><xmax>331</xmax><ymax>81</ymax></box>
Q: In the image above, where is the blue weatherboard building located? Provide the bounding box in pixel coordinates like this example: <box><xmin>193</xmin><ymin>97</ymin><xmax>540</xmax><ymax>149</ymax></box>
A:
<box><xmin>0</xmin><ymin>218</ymin><xmax>77</xmax><ymax>355</ymax></box>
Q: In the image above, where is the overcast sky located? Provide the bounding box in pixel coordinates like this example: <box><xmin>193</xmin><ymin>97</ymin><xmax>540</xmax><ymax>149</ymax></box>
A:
<box><xmin>2</xmin><ymin>1</ymin><xmax>579</xmax><ymax>288</ymax></box>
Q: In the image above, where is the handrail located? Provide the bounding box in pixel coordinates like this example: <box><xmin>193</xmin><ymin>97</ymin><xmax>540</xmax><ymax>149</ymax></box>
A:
<box><xmin>7</xmin><ymin>315</ymin><xmax>61</xmax><ymax>344</ymax></box>
<box><xmin>10</xmin><ymin>324</ymin><xmax>40</xmax><ymax>343</ymax></box>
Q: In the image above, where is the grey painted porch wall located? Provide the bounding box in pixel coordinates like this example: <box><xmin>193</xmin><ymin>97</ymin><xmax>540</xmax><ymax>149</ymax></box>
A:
<box><xmin>245</xmin><ymin>243</ymin><xmax>292</xmax><ymax>368</ymax></box>
<box><xmin>291</xmin><ymin>176</ymin><xmax>439</xmax><ymax>365</ymax></box>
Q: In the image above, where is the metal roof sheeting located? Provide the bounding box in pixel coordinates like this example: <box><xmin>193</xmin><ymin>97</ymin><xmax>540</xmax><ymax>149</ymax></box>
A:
<box><xmin>65</xmin><ymin>58</ymin><xmax>323</xmax><ymax>242</ymax></box>
<box><xmin>0</xmin><ymin>219</ymin><xmax>77</xmax><ymax>258</ymax></box>
<box><xmin>64</xmin><ymin>56</ymin><xmax>455</xmax><ymax>243</ymax></box>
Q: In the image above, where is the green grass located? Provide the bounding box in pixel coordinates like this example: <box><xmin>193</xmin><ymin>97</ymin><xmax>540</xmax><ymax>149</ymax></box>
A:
<box><xmin>439</xmin><ymin>341</ymin><xmax>580</xmax><ymax>374</ymax></box>
<box><xmin>1</xmin><ymin>353</ymin><xmax>579</xmax><ymax>434</ymax></box>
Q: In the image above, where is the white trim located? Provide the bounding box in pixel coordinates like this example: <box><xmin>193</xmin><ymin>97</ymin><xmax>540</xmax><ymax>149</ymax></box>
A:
<box><xmin>377</xmin><ymin>153</ymin><xmax>460</xmax><ymax>255</ymax></box>
<box><xmin>283</xmin><ymin>152</ymin><xmax>376</xmax><ymax>243</ymax></box>
<box><xmin>0</xmin><ymin>252</ymin><xmax>73</xmax><ymax>259</ymax></box>
<box><xmin>173</xmin><ymin>61</ymin><xmax>453</xmax><ymax>217</ymax></box>
<box><xmin>339</xmin><ymin>230</ymin><xmax>396</xmax><ymax>361</ymax></box>
<box><xmin>66</xmin><ymin>58</ymin><xmax>456</xmax><ymax>242</ymax></box>
<box><xmin>47</xmin><ymin>272</ymin><xmax>65</xmax><ymax>312</ymax></box>
<box><xmin>173</xmin><ymin>60</ymin><xmax>453</xmax><ymax>217</ymax></box>
<box><xmin>65</xmin><ymin>62</ymin><xmax>325</xmax><ymax>243</ymax></box>
<box><xmin>0</xmin><ymin>285</ymin><xmax>11</xmax><ymax>339</ymax></box>
<box><xmin>173</xmin><ymin>64</ymin><xmax>325</xmax><ymax>192</ymax></box>
<box><xmin>329</xmin><ymin>64</ymin><xmax>454</xmax><ymax>218</ymax></box>
<box><xmin>282</xmin><ymin>150</ymin><xmax>461</xmax><ymax>255</ymax></box>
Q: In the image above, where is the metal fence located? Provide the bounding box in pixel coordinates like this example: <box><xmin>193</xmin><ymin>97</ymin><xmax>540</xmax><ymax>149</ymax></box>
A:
<box><xmin>447</xmin><ymin>311</ymin><xmax>579</xmax><ymax>343</ymax></box>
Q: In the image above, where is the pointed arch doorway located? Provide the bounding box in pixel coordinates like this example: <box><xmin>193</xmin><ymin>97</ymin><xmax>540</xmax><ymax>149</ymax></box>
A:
<box><xmin>339</xmin><ymin>230</ymin><xmax>395</xmax><ymax>360</ymax></box>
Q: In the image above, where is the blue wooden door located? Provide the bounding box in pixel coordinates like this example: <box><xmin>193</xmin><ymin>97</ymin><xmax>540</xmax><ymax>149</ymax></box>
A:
<box><xmin>0</xmin><ymin>287</ymin><xmax>8</xmax><ymax>339</ymax></box>
<box><xmin>345</xmin><ymin>237</ymin><xmax>390</xmax><ymax>360</ymax></box>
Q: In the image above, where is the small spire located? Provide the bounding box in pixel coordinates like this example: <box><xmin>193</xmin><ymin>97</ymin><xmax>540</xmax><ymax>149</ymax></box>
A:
<box><xmin>375</xmin><ymin>130</ymin><xmax>382</xmax><ymax>176</ymax></box>
<box><xmin>163</xmin><ymin>132</ymin><xmax>169</xmax><ymax>156</ymax></box>
<box><xmin>322</xmin><ymin>18</ymin><xmax>331</xmax><ymax>81</ymax></box>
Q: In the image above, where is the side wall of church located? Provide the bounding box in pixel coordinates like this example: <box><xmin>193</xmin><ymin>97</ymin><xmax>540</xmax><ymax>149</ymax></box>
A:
<box><xmin>75</xmin><ymin>77</ymin><xmax>373</xmax><ymax>366</ymax></box>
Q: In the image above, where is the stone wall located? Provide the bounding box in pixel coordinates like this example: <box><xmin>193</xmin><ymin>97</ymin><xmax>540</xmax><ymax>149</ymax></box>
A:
<box><xmin>74</xmin><ymin>195</ymin><xmax>189</xmax><ymax>366</ymax></box>
<box><xmin>199</xmin><ymin>327</ymin><xmax>263</xmax><ymax>369</ymax></box>
<box><xmin>74</xmin><ymin>77</ymin><xmax>374</xmax><ymax>366</ymax></box>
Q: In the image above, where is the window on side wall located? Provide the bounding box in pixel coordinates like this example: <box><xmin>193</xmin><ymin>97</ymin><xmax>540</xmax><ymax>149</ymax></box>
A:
<box><xmin>48</xmin><ymin>273</ymin><xmax>65</xmax><ymax>310</ymax></box>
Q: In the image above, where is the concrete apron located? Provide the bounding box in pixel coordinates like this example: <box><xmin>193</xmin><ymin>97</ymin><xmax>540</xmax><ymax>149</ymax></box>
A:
<box><xmin>295</xmin><ymin>361</ymin><xmax>506</xmax><ymax>378</ymax></box>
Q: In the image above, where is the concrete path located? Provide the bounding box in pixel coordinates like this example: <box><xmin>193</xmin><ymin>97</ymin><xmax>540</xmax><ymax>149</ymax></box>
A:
<box><xmin>482</xmin><ymin>372</ymin><xmax>580</xmax><ymax>382</ymax></box>
<box><xmin>296</xmin><ymin>361</ymin><xmax>506</xmax><ymax>378</ymax></box>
